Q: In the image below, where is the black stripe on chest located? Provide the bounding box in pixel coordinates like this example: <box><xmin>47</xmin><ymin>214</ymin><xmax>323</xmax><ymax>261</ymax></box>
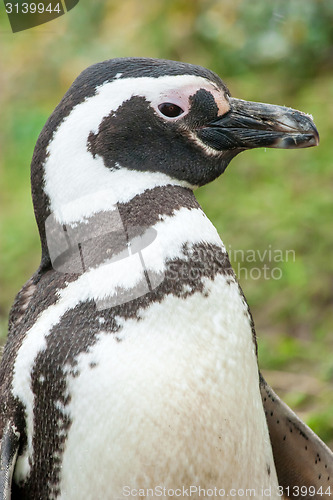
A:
<box><xmin>46</xmin><ymin>185</ymin><xmax>199</xmax><ymax>273</ymax></box>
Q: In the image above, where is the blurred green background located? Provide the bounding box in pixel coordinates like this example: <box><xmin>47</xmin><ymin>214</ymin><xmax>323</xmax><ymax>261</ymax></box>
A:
<box><xmin>0</xmin><ymin>0</ymin><xmax>332</xmax><ymax>444</ymax></box>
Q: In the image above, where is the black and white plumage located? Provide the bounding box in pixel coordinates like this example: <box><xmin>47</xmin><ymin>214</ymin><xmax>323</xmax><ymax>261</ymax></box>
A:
<box><xmin>0</xmin><ymin>57</ymin><xmax>331</xmax><ymax>499</ymax></box>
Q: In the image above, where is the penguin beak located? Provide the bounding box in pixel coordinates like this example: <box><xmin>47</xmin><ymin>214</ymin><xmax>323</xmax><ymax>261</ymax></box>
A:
<box><xmin>198</xmin><ymin>97</ymin><xmax>319</xmax><ymax>151</ymax></box>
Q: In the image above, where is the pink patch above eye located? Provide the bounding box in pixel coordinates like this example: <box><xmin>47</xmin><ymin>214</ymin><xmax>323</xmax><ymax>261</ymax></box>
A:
<box><xmin>153</xmin><ymin>81</ymin><xmax>230</xmax><ymax>121</ymax></box>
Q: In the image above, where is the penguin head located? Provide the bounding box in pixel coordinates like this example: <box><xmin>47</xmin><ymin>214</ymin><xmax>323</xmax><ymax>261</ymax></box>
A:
<box><xmin>85</xmin><ymin>63</ymin><xmax>319</xmax><ymax>189</ymax></box>
<box><xmin>31</xmin><ymin>58</ymin><xmax>319</xmax><ymax>265</ymax></box>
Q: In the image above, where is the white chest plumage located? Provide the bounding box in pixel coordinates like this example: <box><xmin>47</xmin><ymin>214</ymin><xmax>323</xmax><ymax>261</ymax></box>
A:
<box><xmin>59</xmin><ymin>276</ymin><xmax>279</xmax><ymax>499</ymax></box>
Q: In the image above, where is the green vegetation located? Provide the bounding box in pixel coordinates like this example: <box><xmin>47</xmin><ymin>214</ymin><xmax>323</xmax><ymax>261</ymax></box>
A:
<box><xmin>0</xmin><ymin>0</ymin><xmax>332</xmax><ymax>443</ymax></box>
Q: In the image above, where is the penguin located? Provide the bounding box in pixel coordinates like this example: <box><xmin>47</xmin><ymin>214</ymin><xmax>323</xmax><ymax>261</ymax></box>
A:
<box><xmin>0</xmin><ymin>57</ymin><xmax>331</xmax><ymax>500</ymax></box>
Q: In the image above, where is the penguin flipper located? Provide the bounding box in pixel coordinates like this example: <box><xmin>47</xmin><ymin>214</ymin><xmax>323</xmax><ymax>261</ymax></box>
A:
<box><xmin>0</xmin><ymin>421</ymin><xmax>20</xmax><ymax>500</ymax></box>
<box><xmin>260</xmin><ymin>373</ymin><xmax>333</xmax><ymax>498</ymax></box>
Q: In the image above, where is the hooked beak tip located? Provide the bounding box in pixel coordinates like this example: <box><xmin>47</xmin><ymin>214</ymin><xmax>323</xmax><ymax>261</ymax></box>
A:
<box><xmin>271</xmin><ymin>109</ymin><xmax>320</xmax><ymax>149</ymax></box>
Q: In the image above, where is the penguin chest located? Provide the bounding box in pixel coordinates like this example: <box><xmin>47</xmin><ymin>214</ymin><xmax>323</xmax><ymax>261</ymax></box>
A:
<box><xmin>58</xmin><ymin>275</ymin><xmax>279</xmax><ymax>499</ymax></box>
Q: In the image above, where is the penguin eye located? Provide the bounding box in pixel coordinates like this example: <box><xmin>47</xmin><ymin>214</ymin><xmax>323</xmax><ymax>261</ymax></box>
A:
<box><xmin>158</xmin><ymin>102</ymin><xmax>184</xmax><ymax>118</ymax></box>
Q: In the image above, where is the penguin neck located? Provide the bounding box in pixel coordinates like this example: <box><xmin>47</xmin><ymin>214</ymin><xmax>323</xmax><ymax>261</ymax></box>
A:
<box><xmin>39</xmin><ymin>181</ymin><xmax>226</xmax><ymax>277</ymax></box>
<box><xmin>35</xmin><ymin>168</ymin><xmax>197</xmax><ymax>272</ymax></box>
<box><xmin>43</xmin><ymin>181</ymin><xmax>231</xmax><ymax>314</ymax></box>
